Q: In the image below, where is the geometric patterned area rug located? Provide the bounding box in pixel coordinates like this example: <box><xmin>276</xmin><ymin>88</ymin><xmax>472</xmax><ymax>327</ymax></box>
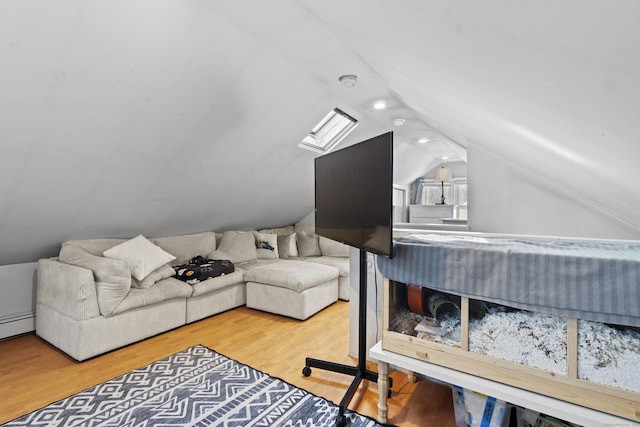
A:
<box><xmin>3</xmin><ymin>345</ymin><xmax>390</xmax><ymax>427</ymax></box>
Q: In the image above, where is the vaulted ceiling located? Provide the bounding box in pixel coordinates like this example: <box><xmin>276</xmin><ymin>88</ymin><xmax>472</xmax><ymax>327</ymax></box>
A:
<box><xmin>1</xmin><ymin>0</ymin><xmax>639</xmax><ymax>264</ymax></box>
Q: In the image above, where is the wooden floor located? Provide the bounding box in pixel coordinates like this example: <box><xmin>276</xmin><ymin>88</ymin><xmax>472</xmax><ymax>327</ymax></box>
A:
<box><xmin>0</xmin><ymin>301</ymin><xmax>457</xmax><ymax>426</ymax></box>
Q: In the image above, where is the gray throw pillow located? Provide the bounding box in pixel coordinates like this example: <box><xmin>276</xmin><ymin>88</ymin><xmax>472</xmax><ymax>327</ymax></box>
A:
<box><xmin>297</xmin><ymin>231</ymin><xmax>321</xmax><ymax>257</ymax></box>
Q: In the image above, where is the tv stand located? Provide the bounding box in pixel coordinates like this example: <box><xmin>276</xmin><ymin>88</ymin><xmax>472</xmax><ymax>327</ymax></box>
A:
<box><xmin>303</xmin><ymin>249</ymin><xmax>384</xmax><ymax>426</ymax></box>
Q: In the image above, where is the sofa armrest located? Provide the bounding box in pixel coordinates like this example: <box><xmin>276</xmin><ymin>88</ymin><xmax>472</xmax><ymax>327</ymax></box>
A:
<box><xmin>37</xmin><ymin>258</ymin><xmax>101</xmax><ymax>321</ymax></box>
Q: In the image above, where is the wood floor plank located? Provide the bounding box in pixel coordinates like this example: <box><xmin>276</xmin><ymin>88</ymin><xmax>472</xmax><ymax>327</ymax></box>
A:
<box><xmin>0</xmin><ymin>301</ymin><xmax>456</xmax><ymax>426</ymax></box>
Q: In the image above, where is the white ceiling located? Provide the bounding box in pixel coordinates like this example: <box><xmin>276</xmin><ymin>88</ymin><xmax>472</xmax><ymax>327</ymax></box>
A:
<box><xmin>1</xmin><ymin>0</ymin><xmax>639</xmax><ymax>264</ymax></box>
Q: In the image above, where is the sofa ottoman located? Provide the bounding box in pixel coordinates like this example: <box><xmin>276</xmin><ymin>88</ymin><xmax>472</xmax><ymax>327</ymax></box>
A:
<box><xmin>244</xmin><ymin>260</ymin><xmax>339</xmax><ymax>320</ymax></box>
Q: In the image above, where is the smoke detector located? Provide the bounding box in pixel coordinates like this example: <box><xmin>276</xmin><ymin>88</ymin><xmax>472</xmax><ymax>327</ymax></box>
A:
<box><xmin>393</xmin><ymin>118</ymin><xmax>406</xmax><ymax>127</ymax></box>
<box><xmin>338</xmin><ymin>74</ymin><xmax>358</xmax><ymax>88</ymax></box>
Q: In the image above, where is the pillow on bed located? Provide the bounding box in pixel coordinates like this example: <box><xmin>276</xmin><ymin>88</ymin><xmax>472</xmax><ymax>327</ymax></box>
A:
<box><xmin>103</xmin><ymin>234</ymin><xmax>176</xmax><ymax>281</ymax></box>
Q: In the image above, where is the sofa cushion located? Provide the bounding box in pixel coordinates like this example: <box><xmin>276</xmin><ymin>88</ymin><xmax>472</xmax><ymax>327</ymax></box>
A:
<box><xmin>189</xmin><ymin>270</ymin><xmax>246</xmax><ymax>297</ymax></box>
<box><xmin>235</xmin><ymin>259</ymin><xmax>280</xmax><ymax>271</ymax></box>
<box><xmin>211</xmin><ymin>231</ymin><xmax>257</xmax><ymax>263</ymax></box>
<box><xmin>151</xmin><ymin>232</ymin><xmax>217</xmax><ymax>266</ymax></box>
<box><xmin>277</xmin><ymin>233</ymin><xmax>298</xmax><ymax>259</ymax></box>
<box><xmin>255</xmin><ymin>232</ymin><xmax>279</xmax><ymax>259</ymax></box>
<box><xmin>64</xmin><ymin>238</ymin><xmax>127</xmax><ymax>256</ymax></box>
<box><xmin>297</xmin><ymin>231</ymin><xmax>321</xmax><ymax>257</ymax></box>
<box><xmin>103</xmin><ymin>234</ymin><xmax>176</xmax><ymax>281</ymax></box>
<box><xmin>294</xmin><ymin>223</ymin><xmax>315</xmax><ymax>235</ymax></box>
<box><xmin>319</xmin><ymin>236</ymin><xmax>350</xmax><ymax>257</ymax></box>
<box><xmin>258</xmin><ymin>225</ymin><xmax>295</xmax><ymax>235</ymax></box>
<box><xmin>59</xmin><ymin>243</ymin><xmax>131</xmax><ymax>316</ymax></box>
<box><xmin>111</xmin><ymin>277</ymin><xmax>193</xmax><ymax>315</ymax></box>
<box><xmin>244</xmin><ymin>260</ymin><xmax>339</xmax><ymax>292</ymax></box>
<box><xmin>301</xmin><ymin>256</ymin><xmax>350</xmax><ymax>277</ymax></box>
<box><xmin>132</xmin><ymin>264</ymin><xmax>175</xmax><ymax>289</ymax></box>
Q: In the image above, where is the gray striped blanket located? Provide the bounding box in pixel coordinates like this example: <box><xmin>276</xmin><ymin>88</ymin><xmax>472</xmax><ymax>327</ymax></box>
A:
<box><xmin>377</xmin><ymin>234</ymin><xmax>640</xmax><ymax>327</ymax></box>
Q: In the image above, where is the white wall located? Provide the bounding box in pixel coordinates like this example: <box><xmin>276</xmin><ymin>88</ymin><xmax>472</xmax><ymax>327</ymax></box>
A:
<box><xmin>0</xmin><ymin>262</ymin><xmax>37</xmax><ymax>339</ymax></box>
<box><xmin>467</xmin><ymin>144</ymin><xmax>640</xmax><ymax>240</ymax></box>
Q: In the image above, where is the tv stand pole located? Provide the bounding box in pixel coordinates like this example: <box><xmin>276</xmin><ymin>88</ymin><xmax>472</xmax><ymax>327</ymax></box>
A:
<box><xmin>303</xmin><ymin>249</ymin><xmax>382</xmax><ymax>426</ymax></box>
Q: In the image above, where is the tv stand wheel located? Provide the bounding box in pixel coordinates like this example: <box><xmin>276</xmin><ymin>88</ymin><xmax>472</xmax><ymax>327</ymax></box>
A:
<box><xmin>302</xmin><ymin>366</ymin><xmax>312</xmax><ymax>377</ymax></box>
<box><xmin>335</xmin><ymin>413</ymin><xmax>350</xmax><ymax>427</ymax></box>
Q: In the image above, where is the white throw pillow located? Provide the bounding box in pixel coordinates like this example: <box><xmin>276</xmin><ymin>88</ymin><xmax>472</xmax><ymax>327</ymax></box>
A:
<box><xmin>255</xmin><ymin>232</ymin><xmax>279</xmax><ymax>259</ymax></box>
<box><xmin>104</xmin><ymin>234</ymin><xmax>176</xmax><ymax>281</ymax></box>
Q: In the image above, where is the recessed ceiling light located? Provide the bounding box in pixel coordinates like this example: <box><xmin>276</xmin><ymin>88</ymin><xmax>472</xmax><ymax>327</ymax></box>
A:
<box><xmin>417</xmin><ymin>137</ymin><xmax>429</xmax><ymax>144</ymax></box>
<box><xmin>372</xmin><ymin>100</ymin><xmax>386</xmax><ymax>110</ymax></box>
<box><xmin>441</xmin><ymin>156</ymin><xmax>450</xmax><ymax>160</ymax></box>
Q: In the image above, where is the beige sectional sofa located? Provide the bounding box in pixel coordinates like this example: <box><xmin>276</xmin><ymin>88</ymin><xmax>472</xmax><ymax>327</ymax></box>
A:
<box><xmin>36</xmin><ymin>224</ymin><xmax>350</xmax><ymax>361</ymax></box>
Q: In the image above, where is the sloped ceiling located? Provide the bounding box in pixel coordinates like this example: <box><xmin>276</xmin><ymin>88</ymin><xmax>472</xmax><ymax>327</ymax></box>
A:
<box><xmin>1</xmin><ymin>0</ymin><xmax>639</xmax><ymax>264</ymax></box>
<box><xmin>299</xmin><ymin>0</ymin><xmax>640</xmax><ymax>233</ymax></box>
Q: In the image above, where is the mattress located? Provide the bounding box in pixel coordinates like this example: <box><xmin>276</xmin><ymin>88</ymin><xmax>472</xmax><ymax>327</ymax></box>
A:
<box><xmin>377</xmin><ymin>234</ymin><xmax>640</xmax><ymax>327</ymax></box>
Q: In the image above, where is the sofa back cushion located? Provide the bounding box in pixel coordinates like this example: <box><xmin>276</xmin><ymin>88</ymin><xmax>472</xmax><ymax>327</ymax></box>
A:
<box><xmin>211</xmin><ymin>231</ymin><xmax>257</xmax><ymax>263</ymax></box>
<box><xmin>64</xmin><ymin>238</ymin><xmax>127</xmax><ymax>256</ymax></box>
<box><xmin>319</xmin><ymin>236</ymin><xmax>350</xmax><ymax>257</ymax></box>
<box><xmin>59</xmin><ymin>243</ymin><xmax>131</xmax><ymax>316</ymax></box>
<box><xmin>294</xmin><ymin>223</ymin><xmax>315</xmax><ymax>236</ymax></box>
<box><xmin>258</xmin><ymin>225</ymin><xmax>295</xmax><ymax>236</ymax></box>
<box><xmin>152</xmin><ymin>231</ymin><xmax>217</xmax><ymax>265</ymax></box>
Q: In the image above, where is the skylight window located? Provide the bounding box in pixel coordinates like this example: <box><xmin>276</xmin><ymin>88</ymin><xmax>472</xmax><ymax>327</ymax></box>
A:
<box><xmin>298</xmin><ymin>108</ymin><xmax>358</xmax><ymax>153</ymax></box>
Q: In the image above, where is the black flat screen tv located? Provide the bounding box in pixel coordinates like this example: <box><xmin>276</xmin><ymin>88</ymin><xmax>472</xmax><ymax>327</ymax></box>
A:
<box><xmin>314</xmin><ymin>131</ymin><xmax>394</xmax><ymax>258</ymax></box>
